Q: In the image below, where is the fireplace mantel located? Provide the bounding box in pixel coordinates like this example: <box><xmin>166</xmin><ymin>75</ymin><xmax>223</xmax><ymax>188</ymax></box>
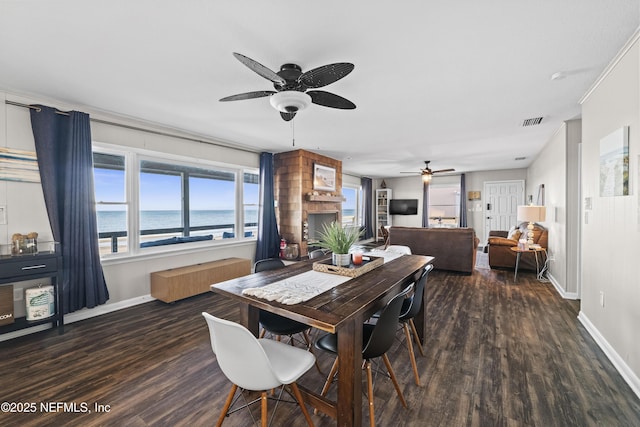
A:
<box><xmin>274</xmin><ymin>149</ymin><xmax>343</xmax><ymax>257</ymax></box>
<box><xmin>306</xmin><ymin>194</ymin><xmax>345</xmax><ymax>203</ymax></box>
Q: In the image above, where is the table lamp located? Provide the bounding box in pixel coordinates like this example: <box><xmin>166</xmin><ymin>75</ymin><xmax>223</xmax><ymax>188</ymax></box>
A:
<box><xmin>516</xmin><ymin>205</ymin><xmax>546</xmax><ymax>248</ymax></box>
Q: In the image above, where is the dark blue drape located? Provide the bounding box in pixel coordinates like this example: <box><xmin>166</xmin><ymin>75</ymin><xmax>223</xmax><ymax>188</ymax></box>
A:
<box><xmin>30</xmin><ymin>105</ymin><xmax>109</xmax><ymax>313</ymax></box>
<box><xmin>255</xmin><ymin>152</ymin><xmax>280</xmax><ymax>261</ymax></box>
<box><xmin>459</xmin><ymin>173</ymin><xmax>468</xmax><ymax>227</ymax></box>
<box><xmin>422</xmin><ymin>181</ymin><xmax>430</xmax><ymax>227</ymax></box>
<box><xmin>361</xmin><ymin>177</ymin><xmax>374</xmax><ymax>239</ymax></box>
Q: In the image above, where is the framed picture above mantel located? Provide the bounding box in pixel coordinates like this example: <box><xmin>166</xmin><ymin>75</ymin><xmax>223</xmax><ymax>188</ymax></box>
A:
<box><xmin>313</xmin><ymin>164</ymin><xmax>336</xmax><ymax>192</ymax></box>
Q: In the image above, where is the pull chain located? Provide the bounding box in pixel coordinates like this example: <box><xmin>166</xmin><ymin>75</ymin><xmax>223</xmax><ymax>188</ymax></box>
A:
<box><xmin>291</xmin><ymin>118</ymin><xmax>295</xmax><ymax>147</ymax></box>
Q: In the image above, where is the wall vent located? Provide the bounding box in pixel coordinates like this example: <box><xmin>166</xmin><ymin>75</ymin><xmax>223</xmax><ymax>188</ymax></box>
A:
<box><xmin>522</xmin><ymin>117</ymin><xmax>543</xmax><ymax>127</ymax></box>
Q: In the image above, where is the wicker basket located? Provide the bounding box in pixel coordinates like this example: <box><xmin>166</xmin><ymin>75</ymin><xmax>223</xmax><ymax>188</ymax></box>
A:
<box><xmin>312</xmin><ymin>255</ymin><xmax>384</xmax><ymax>278</ymax></box>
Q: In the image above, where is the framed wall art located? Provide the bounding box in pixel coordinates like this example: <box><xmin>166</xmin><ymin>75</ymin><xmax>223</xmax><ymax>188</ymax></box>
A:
<box><xmin>0</xmin><ymin>147</ymin><xmax>40</xmax><ymax>183</ymax></box>
<box><xmin>313</xmin><ymin>164</ymin><xmax>336</xmax><ymax>192</ymax></box>
<box><xmin>599</xmin><ymin>126</ymin><xmax>629</xmax><ymax>197</ymax></box>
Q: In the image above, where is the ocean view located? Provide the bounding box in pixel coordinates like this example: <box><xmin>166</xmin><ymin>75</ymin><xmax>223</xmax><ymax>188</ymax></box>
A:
<box><xmin>97</xmin><ymin>210</ymin><xmax>258</xmax><ymax>232</ymax></box>
<box><xmin>97</xmin><ymin>209</ymin><xmax>356</xmax><ymax>233</ymax></box>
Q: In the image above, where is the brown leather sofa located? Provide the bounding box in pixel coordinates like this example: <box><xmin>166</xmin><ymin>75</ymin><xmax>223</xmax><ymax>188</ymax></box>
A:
<box><xmin>388</xmin><ymin>226</ymin><xmax>479</xmax><ymax>274</ymax></box>
<box><xmin>487</xmin><ymin>222</ymin><xmax>548</xmax><ymax>271</ymax></box>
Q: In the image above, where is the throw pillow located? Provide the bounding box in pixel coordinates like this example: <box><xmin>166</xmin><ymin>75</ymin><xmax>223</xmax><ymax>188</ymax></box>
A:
<box><xmin>507</xmin><ymin>228</ymin><xmax>522</xmax><ymax>241</ymax></box>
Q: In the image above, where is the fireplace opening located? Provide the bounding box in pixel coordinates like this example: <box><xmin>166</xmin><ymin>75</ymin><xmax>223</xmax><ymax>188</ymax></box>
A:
<box><xmin>307</xmin><ymin>212</ymin><xmax>339</xmax><ymax>243</ymax></box>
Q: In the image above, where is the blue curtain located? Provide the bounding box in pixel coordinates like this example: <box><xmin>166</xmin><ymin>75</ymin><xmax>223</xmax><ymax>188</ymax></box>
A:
<box><xmin>29</xmin><ymin>105</ymin><xmax>109</xmax><ymax>314</ymax></box>
<box><xmin>361</xmin><ymin>177</ymin><xmax>374</xmax><ymax>239</ymax></box>
<box><xmin>255</xmin><ymin>152</ymin><xmax>280</xmax><ymax>260</ymax></box>
<box><xmin>459</xmin><ymin>173</ymin><xmax>467</xmax><ymax>227</ymax></box>
<box><xmin>422</xmin><ymin>181</ymin><xmax>430</xmax><ymax>227</ymax></box>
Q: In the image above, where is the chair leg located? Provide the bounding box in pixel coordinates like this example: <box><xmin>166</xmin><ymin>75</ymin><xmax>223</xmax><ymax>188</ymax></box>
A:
<box><xmin>290</xmin><ymin>382</ymin><xmax>315</xmax><ymax>427</ymax></box>
<box><xmin>408</xmin><ymin>319</ymin><xmax>425</xmax><ymax>357</ymax></box>
<box><xmin>261</xmin><ymin>391</ymin><xmax>268</xmax><ymax>427</ymax></box>
<box><xmin>320</xmin><ymin>357</ymin><xmax>339</xmax><ymax>397</ymax></box>
<box><xmin>259</xmin><ymin>328</ymin><xmax>266</xmax><ymax>339</ymax></box>
<box><xmin>403</xmin><ymin>322</ymin><xmax>420</xmax><ymax>386</ymax></box>
<box><xmin>382</xmin><ymin>353</ymin><xmax>407</xmax><ymax>408</ymax></box>
<box><xmin>301</xmin><ymin>330</ymin><xmax>323</xmax><ymax>375</ymax></box>
<box><xmin>216</xmin><ymin>384</ymin><xmax>238</xmax><ymax>427</ymax></box>
<box><xmin>365</xmin><ymin>360</ymin><xmax>376</xmax><ymax>427</ymax></box>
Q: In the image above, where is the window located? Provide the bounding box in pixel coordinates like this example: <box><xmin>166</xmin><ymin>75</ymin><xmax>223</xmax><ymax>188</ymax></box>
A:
<box><xmin>342</xmin><ymin>186</ymin><xmax>361</xmax><ymax>227</ymax></box>
<box><xmin>428</xmin><ymin>184</ymin><xmax>461</xmax><ymax>227</ymax></box>
<box><xmin>93</xmin><ymin>146</ymin><xmax>258</xmax><ymax>257</ymax></box>
<box><xmin>94</xmin><ymin>152</ymin><xmax>129</xmax><ymax>255</ymax></box>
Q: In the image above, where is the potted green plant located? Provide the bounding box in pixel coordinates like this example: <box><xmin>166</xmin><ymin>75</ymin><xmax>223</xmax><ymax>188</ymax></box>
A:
<box><xmin>316</xmin><ymin>221</ymin><xmax>364</xmax><ymax>266</ymax></box>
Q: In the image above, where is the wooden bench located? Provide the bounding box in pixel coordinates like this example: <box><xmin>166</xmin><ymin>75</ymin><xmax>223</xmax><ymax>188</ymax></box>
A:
<box><xmin>151</xmin><ymin>257</ymin><xmax>251</xmax><ymax>303</ymax></box>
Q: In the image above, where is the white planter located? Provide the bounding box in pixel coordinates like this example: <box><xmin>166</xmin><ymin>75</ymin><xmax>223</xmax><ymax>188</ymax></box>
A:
<box><xmin>332</xmin><ymin>253</ymin><xmax>351</xmax><ymax>267</ymax></box>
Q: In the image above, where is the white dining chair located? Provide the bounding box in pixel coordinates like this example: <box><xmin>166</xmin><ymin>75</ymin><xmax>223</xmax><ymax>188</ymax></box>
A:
<box><xmin>202</xmin><ymin>312</ymin><xmax>316</xmax><ymax>427</ymax></box>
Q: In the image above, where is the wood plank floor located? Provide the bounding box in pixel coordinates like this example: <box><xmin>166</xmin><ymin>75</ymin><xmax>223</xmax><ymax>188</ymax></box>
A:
<box><xmin>1</xmin><ymin>253</ymin><xmax>639</xmax><ymax>426</ymax></box>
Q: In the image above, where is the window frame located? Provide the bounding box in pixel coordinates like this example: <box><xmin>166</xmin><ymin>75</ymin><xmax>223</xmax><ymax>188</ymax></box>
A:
<box><xmin>428</xmin><ymin>183</ymin><xmax>461</xmax><ymax>227</ymax></box>
<box><xmin>341</xmin><ymin>184</ymin><xmax>362</xmax><ymax>227</ymax></box>
<box><xmin>93</xmin><ymin>143</ymin><xmax>258</xmax><ymax>260</ymax></box>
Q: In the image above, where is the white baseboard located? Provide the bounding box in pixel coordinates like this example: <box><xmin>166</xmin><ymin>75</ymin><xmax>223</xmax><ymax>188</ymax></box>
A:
<box><xmin>0</xmin><ymin>295</ymin><xmax>156</xmax><ymax>342</ymax></box>
<box><xmin>547</xmin><ymin>273</ymin><xmax>579</xmax><ymax>300</ymax></box>
<box><xmin>64</xmin><ymin>295</ymin><xmax>156</xmax><ymax>324</ymax></box>
<box><xmin>578</xmin><ymin>311</ymin><xmax>640</xmax><ymax>400</ymax></box>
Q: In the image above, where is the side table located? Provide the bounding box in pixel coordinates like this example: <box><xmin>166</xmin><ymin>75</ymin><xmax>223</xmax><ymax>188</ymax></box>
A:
<box><xmin>510</xmin><ymin>246</ymin><xmax>546</xmax><ymax>282</ymax></box>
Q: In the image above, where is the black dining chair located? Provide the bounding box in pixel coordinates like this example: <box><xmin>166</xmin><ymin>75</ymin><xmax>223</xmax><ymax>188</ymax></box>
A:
<box><xmin>398</xmin><ymin>264</ymin><xmax>433</xmax><ymax>385</ymax></box>
<box><xmin>315</xmin><ymin>284</ymin><xmax>413</xmax><ymax>427</ymax></box>
<box><xmin>253</xmin><ymin>258</ymin><xmax>322</xmax><ymax>373</ymax></box>
<box><xmin>369</xmin><ymin>264</ymin><xmax>432</xmax><ymax>386</ymax></box>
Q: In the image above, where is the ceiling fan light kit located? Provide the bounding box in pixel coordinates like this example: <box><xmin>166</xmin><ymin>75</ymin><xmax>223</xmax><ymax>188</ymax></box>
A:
<box><xmin>401</xmin><ymin>160</ymin><xmax>455</xmax><ymax>182</ymax></box>
<box><xmin>220</xmin><ymin>52</ymin><xmax>355</xmax><ymax>121</ymax></box>
<box><xmin>269</xmin><ymin>91</ymin><xmax>311</xmax><ymax>113</ymax></box>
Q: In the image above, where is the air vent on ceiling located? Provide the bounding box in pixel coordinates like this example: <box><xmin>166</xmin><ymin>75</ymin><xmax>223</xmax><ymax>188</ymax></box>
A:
<box><xmin>522</xmin><ymin>117</ymin><xmax>543</xmax><ymax>127</ymax></box>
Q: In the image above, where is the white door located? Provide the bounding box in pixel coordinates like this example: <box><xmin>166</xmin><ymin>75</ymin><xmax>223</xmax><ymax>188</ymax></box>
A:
<box><xmin>483</xmin><ymin>180</ymin><xmax>525</xmax><ymax>243</ymax></box>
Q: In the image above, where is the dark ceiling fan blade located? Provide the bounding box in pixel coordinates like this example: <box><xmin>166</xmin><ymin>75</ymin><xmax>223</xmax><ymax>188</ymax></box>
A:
<box><xmin>280</xmin><ymin>111</ymin><xmax>296</xmax><ymax>121</ymax></box>
<box><xmin>300</xmin><ymin>63</ymin><xmax>354</xmax><ymax>88</ymax></box>
<box><xmin>432</xmin><ymin>168</ymin><xmax>456</xmax><ymax>173</ymax></box>
<box><xmin>400</xmin><ymin>171</ymin><xmax>420</xmax><ymax>174</ymax></box>
<box><xmin>232</xmin><ymin>52</ymin><xmax>286</xmax><ymax>85</ymax></box>
<box><xmin>308</xmin><ymin>90</ymin><xmax>356</xmax><ymax>109</ymax></box>
<box><xmin>219</xmin><ymin>91</ymin><xmax>276</xmax><ymax>102</ymax></box>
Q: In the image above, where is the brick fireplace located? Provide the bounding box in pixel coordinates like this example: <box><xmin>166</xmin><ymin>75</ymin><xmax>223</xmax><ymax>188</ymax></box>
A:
<box><xmin>274</xmin><ymin>149</ymin><xmax>343</xmax><ymax>257</ymax></box>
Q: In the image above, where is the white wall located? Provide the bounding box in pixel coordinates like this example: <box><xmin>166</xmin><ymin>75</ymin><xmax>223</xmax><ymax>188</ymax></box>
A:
<box><xmin>0</xmin><ymin>91</ymin><xmax>260</xmax><ymax>329</ymax></box>
<box><xmin>579</xmin><ymin>32</ymin><xmax>640</xmax><ymax>396</ymax></box>
<box><xmin>526</xmin><ymin>122</ymin><xmax>569</xmax><ymax>294</ymax></box>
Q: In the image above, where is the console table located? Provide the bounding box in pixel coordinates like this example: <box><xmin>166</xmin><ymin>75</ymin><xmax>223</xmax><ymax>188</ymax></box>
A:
<box><xmin>0</xmin><ymin>251</ymin><xmax>63</xmax><ymax>335</ymax></box>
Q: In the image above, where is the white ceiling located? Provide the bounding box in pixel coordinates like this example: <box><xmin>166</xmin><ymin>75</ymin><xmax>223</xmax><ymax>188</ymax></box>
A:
<box><xmin>0</xmin><ymin>1</ymin><xmax>638</xmax><ymax>178</ymax></box>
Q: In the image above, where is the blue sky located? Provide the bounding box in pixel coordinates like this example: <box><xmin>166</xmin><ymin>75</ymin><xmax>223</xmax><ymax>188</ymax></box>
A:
<box><xmin>94</xmin><ymin>169</ymin><xmax>259</xmax><ymax>210</ymax></box>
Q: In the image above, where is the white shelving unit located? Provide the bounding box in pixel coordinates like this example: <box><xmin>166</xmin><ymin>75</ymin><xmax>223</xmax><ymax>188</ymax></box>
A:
<box><xmin>376</xmin><ymin>189</ymin><xmax>392</xmax><ymax>241</ymax></box>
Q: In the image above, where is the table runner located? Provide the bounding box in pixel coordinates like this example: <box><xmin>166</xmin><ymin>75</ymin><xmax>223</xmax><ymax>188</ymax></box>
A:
<box><xmin>242</xmin><ymin>270</ymin><xmax>351</xmax><ymax>304</ymax></box>
<box><xmin>242</xmin><ymin>250</ymin><xmax>405</xmax><ymax>305</ymax></box>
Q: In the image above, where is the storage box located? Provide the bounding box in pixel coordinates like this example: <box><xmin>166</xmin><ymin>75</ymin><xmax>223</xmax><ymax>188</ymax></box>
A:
<box><xmin>0</xmin><ymin>285</ymin><xmax>14</xmax><ymax>326</ymax></box>
<box><xmin>25</xmin><ymin>284</ymin><xmax>55</xmax><ymax>321</ymax></box>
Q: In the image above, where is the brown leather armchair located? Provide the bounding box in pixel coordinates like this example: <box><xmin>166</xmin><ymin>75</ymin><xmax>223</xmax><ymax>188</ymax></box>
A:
<box><xmin>487</xmin><ymin>222</ymin><xmax>548</xmax><ymax>271</ymax></box>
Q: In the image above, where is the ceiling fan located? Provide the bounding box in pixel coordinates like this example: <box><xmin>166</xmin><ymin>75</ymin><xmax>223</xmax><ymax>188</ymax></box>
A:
<box><xmin>401</xmin><ymin>161</ymin><xmax>455</xmax><ymax>182</ymax></box>
<box><xmin>219</xmin><ymin>52</ymin><xmax>356</xmax><ymax>121</ymax></box>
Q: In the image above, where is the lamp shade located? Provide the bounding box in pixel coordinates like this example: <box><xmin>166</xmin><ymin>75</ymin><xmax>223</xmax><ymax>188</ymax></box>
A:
<box><xmin>517</xmin><ymin>205</ymin><xmax>546</xmax><ymax>223</ymax></box>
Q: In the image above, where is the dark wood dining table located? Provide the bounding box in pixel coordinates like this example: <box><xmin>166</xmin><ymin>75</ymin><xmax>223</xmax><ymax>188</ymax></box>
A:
<box><xmin>210</xmin><ymin>253</ymin><xmax>433</xmax><ymax>426</ymax></box>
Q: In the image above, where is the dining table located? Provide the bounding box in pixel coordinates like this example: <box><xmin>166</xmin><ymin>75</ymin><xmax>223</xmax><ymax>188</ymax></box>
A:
<box><xmin>210</xmin><ymin>252</ymin><xmax>434</xmax><ymax>426</ymax></box>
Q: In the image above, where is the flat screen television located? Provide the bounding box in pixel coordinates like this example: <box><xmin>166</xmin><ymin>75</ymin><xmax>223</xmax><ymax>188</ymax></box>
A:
<box><xmin>389</xmin><ymin>199</ymin><xmax>418</xmax><ymax>215</ymax></box>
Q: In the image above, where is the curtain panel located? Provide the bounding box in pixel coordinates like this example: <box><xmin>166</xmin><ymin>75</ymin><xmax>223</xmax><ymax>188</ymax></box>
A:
<box><xmin>459</xmin><ymin>173</ymin><xmax>467</xmax><ymax>227</ymax></box>
<box><xmin>255</xmin><ymin>152</ymin><xmax>280</xmax><ymax>261</ymax></box>
<box><xmin>361</xmin><ymin>177</ymin><xmax>374</xmax><ymax>239</ymax></box>
<box><xmin>421</xmin><ymin>181</ymin><xmax>430</xmax><ymax>227</ymax></box>
<box><xmin>29</xmin><ymin>105</ymin><xmax>109</xmax><ymax>313</ymax></box>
